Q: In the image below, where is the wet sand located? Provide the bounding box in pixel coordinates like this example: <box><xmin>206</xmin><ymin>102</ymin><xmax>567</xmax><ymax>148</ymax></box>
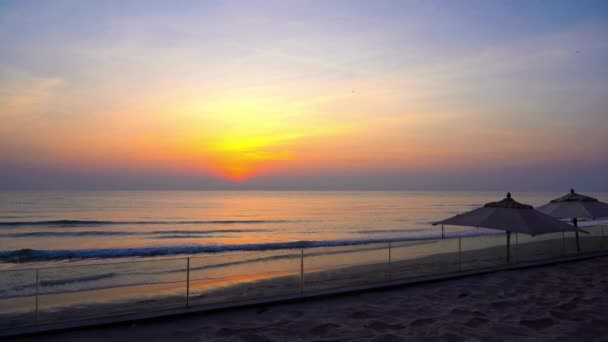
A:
<box><xmin>1</xmin><ymin>234</ymin><xmax>585</xmax><ymax>328</ymax></box>
<box><xmin>9</xmin><ymin>255</ymin><xmax>608</xmax><ymax>342</ymax></box>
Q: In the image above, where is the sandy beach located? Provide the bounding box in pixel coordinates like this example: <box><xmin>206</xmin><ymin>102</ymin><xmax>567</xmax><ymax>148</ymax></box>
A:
<box><xmin>9</xmin><ymin>255</ymin><xmax>608</xmax><ymax>341</ymax></box>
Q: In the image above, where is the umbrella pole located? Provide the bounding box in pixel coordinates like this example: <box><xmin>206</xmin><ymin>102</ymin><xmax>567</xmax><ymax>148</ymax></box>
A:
<box><xmin>506</xmin><ymin>231</ymin><xmax>511</xmax><ymax>263</ymax></box>
<box><xmin>441</xmin><ymin>225</ymin><xmax>445</xmax><ymax>239</ymax></box>
<box><xmin>573</xmin><ymin>218</ymin><xmax>580</xmax><ymax>253</ymax></box>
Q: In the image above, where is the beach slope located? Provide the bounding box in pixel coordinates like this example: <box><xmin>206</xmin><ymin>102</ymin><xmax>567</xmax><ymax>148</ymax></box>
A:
<box><xmin>11</xmin><ymin>256</ymin><xmax>608</xmax><ymax>341</ymax></box>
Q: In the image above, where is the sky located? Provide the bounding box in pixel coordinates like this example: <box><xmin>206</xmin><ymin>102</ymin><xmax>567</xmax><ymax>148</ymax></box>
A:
<box><xmin>1</xmin><ymin>0</ymin><xmax>607</xmax><ymax>191</ymax></box>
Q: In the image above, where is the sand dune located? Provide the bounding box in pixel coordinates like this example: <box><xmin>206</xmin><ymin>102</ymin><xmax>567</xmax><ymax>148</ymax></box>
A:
<box><xmin>10</xmin><ymin>256</ymin><xmax>608</xmax><ymax>341</ymax></box>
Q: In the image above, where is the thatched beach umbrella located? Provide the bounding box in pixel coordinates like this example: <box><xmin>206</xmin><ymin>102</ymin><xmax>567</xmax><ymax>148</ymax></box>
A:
<box><xmin>433</xmin><ymin>193</ymin><xmax>578</xmax><ymax>262</ymax></box>
<box><xmin>538</xmin><ymin>189</ymin><xmax>608</xmax><ymax>252</ymax></box>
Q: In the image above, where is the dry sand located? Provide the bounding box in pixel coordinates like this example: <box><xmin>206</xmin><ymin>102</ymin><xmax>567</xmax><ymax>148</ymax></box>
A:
<box><xmin>9</xmin><ymin>256</ymin><xmax>608</xmax><ymax>342</ymax></box>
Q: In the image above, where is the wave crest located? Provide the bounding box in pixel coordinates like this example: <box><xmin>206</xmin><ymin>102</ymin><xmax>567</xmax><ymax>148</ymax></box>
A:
<box><xmin>0</xmin><ymin>219</ymin><xmax>294</xmax><ymax>227</ymax></box>
<box><xmin>0</xmin><ymin>237</ymin><xmax>439</xmax><ymax>262</ymax></box>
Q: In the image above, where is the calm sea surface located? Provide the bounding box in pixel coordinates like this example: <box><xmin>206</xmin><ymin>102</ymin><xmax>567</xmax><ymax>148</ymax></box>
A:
<box><xmin>1</xmin><ymin>190</ymin><xmax>606</xmax><ymax>268</ymax></box>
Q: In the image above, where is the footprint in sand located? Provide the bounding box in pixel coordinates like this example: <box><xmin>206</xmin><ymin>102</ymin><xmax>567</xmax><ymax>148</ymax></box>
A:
<box><xmin>370</xmin><ymin>333</ymin><xmax>403</xmax><ymax>342</ymax></box>
<box><xmin>490</xmin><ymin>300</ymin><xmax>513</xmax><ymax>310</ymax></box>
<box><xmin>386</xmin><ymin>309</ymin><xmax>404</xmax><ymax>316</ymax></box>
<box><xmin>170</xmin><ymin>330</ymin><xmax>201</xmax><ymax>341</ymax></box>
<box><xmin>231</xmin><ymin>333</ymin><xmax>272</xmax><ymax>342</ymax></box>
<box><xmin>366</xmin><ymin>321</ymin><xmax>406</xmax><ymax>331</ymax></box>
<box><xmin>409</xmin><ymin>318</ymin><xmax>436</xmax><ymax>327</ymax></box>
<box><xmin>216</xmin><ymin>327</ymin><xmax>248</xmax><ymax>337</ymax></box>
<box><xmin>348</xmin><ymin>310</ymin><xmax>371</xmax><ymax>319</ymax></box>
<box><xmin>519</xmin><ymin>318</ymin><xmax>555</xmax><ymax>330</ymax></box>
<box><xmin>256</xmin><ymin>307</ymin><xmax>270</xmax><ymax>314</ymax></box>
<box><xmin>309</xmin><ymin>322</ymin><xmax>341</xmax><ymax>336</ymax></box>
<box><xmin>450</xmin><ymin>308</ymin><xmax>472</xmax><ymax>315</ymax></box>
<box><xmin>550</xmin><ymin>310</ymin><xmax>585</xmax><ymax>322</ymax></box>
<box><xmin>439</xmin><ymin>333</ymin><xmax>467</xmax><ymax>342</ymax></box>
<box><xmin>557</xmin><ymin>298</ymin><xmax>580</xmax><ymax>311</ymax></box>
<box><xmin>472</xmin><ymin>310</ymin><xmax>485</xmax><ymax>317</ymax></box>
<box><xmin>288</xmin><ymin>310</ymin><xmax>303</xmax><ymax>318</ymax></box>
<box><xmin>465</xmin><ymin>317</ymin><xmax>489</xmax><ymax>328</ymax></box>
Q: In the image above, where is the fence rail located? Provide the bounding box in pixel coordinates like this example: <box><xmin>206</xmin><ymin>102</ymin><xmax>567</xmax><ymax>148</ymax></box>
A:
<box><xmin>0</xmin><ymin>225</ymin><xmax>606</xmax><ymax>335</ymax></box>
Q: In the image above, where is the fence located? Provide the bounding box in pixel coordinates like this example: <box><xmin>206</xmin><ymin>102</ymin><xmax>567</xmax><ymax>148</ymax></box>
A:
<box><xmin>1</xmin><ymin>225</ymin><xmax>607</xmax><ymax>335</ymax></box>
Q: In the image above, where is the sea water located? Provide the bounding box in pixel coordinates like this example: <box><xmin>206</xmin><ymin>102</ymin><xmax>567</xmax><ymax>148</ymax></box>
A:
<box><xmin>1</xmin><ymin>190</ymin><xmax>606</xmax><ymax>266</ymax></box>
<box><xmin>0</xmin><ymin>190</ymin><xmax>606</xmax><ymax>311</ymax></box>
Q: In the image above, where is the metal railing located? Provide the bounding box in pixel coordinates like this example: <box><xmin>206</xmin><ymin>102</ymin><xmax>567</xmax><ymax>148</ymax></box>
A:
<box><xmin>0</xmin><ymin>225</ymin><xmax>606</xmax><ymax>333</ymax></box>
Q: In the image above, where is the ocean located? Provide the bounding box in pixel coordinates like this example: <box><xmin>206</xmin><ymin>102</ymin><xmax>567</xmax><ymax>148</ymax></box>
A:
<box><xmin>1</xmin><ymin>190</ymin><xmax>608</xmax><ymax>320</ymax></box>
<box><xmin>2</xmin><ymin>190</ymin><xmax>605</xmax><ymax>268</ymax></box>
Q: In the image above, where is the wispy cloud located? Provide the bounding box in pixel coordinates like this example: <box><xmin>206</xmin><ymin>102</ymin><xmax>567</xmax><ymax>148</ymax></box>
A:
<box><xmin>0</xmin><ymin>1</ymin><xmax>607</xmax><ymax>189</ymax></box>
<box><xmin>0</xmin><ymin>68</ymin><xmax>63</xmax><ymax>119</ymax></box>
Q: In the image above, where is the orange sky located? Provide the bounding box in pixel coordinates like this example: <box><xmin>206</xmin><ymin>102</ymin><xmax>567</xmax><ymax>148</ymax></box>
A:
<box><xmin>1</xmin><ymin>1</ymin><xmax>607</xmax><ymax>189</ymax></box>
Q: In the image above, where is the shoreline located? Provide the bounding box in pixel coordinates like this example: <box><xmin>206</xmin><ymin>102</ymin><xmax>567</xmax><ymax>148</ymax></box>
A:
<box><xmin>1</xmin><ymin>233</ymin><xmax>604</xmax><ymax>333</ymax></box>
<box><xmin>9</xmin><ymin>254</ymin><xmax>608</xmax><ymax>341</ymax></box>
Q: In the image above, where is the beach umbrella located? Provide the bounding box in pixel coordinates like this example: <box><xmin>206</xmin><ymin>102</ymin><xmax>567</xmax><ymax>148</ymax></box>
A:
<box><xmin>433</xmin><ymin>193</ymin><xmax>578</xmax><ymax>262</ymax></box>
<box><xmin>538</xmin><ymin>189</ymin><xmax>608</xmax><ymax>252</ymax></box>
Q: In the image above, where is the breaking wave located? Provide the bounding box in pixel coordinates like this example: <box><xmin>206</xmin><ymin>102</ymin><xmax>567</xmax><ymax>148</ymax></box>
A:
<box><xmin>0</xmin><ymin>237</ymin><xmax>443</xmax><ymax>262</ymax></box>
<box><xmin>0</xmin><ymin>219</ymin><xmax>294</xmax><ymax>227</ymax></box>
<box><xmin>0</xmin><ymin>229</ymin><xmax>270</xmax><ymax>238</ymax></box>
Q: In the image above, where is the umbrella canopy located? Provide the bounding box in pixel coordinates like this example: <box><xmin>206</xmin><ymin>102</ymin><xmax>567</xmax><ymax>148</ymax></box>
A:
<box><xmin>433</xmin><ymin>193</ymin><xmax>577</xmax><ymax>236</ymax></box>
<box><xmin>537</xmin><ymin>189</ymin><xmax>608</xmax><ymax>220</ymax></box>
